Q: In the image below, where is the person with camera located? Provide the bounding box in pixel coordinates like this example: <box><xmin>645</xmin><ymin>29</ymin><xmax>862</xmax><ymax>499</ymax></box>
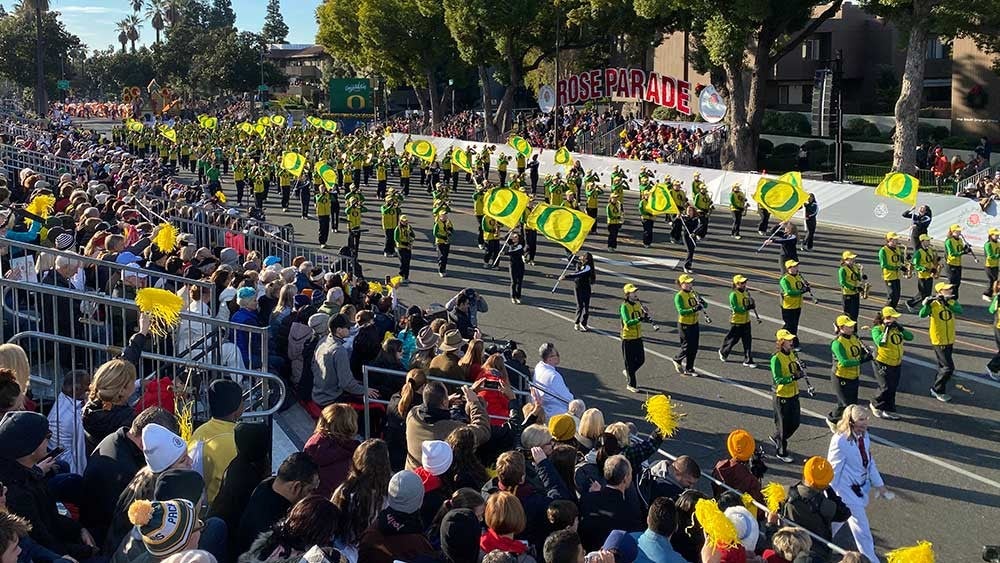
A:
<box><xmin>827</xmin><ymin>404</ymin><xmax>891</xmax><ymax>563</ymax></box>
<box><xmin>781</xmin><ymin>456</ymin><xmax>851</xmax><ymax>563</ymax></box>
<box><xmin>919</xmin><ymin>281</ymin><xmax>962</xmax><ymax>402</ymax></box>
<box><xmin>827</xmin><ymin>315</ymin><xmax>871</xmax><ymax>430</ymax></box>
<box><xmin>770</xmin><ymin>329</ymin><xmax>803</xmax><ymax>463</ymax></box>
<box><xmin>711</xmin><ymin>429</ymin><xmax>766</xmax><ymax>506</ymax></box>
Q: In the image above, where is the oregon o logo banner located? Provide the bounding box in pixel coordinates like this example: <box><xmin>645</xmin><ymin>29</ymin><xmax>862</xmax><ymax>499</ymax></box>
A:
<box><xmin>758</xmin><ymin>180</ymin><xmax>801</xmax><ymax>213</ymax></box>
<box><xmin>883</xmin><ymin>173</ymin><xmax>915</xmax><ymax>200</ymax></box>
<box><xmin>320</xmin><ymin>119</ymin><xmax>337</xmax><ymax>133</ymax></box>
<box><xmin>452</xmin><ymin>149</ymin><xmax>472</xmax><ymax>172</ymax></box>
<box><xmin>648</xmin><ymin>185</ymin><xmax>674</xmax><ymax>214</ymax></box>
<box><xmin>408</xmin><ymin>140</ymin><xmax>436</xmax><ymax>161</ymax></box>
<box><xmin>346</xmin><ymin>95</ymin><xmax>367</xmax><ymax>110</ymax></box>
<box><xmin>535</xmin><ymin>206</ymin><xmax>583</xmax><ymax>244</ymax></box>
<box><xmin>281</xmin><ymin>152</ymin><xmax>305</xmax><ymax>176</ymax></box>
<box><xmin>508</xmin><ymin>136</ymin><xmax>531</xmax><ymax>157</ymax></box>
<box><xmin>314</xmin><ymin>161</ymin><xmax>337</xmax><ymax>187</ymax></box>
<box><xmin>272</xmin><ymin>115</ymin><xmax>286</xmax><ymax>127</ymax></box>
<box><xmin>486</xmin><ymin>188</ymin><xmax>519</xmax><ymax>219</ymax></box>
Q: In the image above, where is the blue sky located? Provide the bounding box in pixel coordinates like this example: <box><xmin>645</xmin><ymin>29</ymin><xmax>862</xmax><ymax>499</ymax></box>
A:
<box><xmin>48</xmin><ymin>0</ymin><xmax>321</xmax><ymax>51</ymax></box>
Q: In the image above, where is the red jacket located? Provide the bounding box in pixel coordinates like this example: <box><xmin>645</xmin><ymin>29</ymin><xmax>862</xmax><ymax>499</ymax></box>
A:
<box><xmin>303</xmin><ymin>433</ymin><xmax>359</xmax><ymax>498</ymax></box>
<box><xmin>711</xmin><ymin>458</ymin><xmax>763</xmax><ymax>505</ymax></box>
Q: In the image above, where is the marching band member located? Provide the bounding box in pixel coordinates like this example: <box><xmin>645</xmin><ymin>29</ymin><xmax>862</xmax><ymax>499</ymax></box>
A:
<box><xmin>943</xmin><ymin>224</ymin><xmax>969</xmax><ymax>300</ymax></box>
<box><xmin>584</xmin><ymin>176</ymin><xmax>602</xmax><ymax>232</ymax></box>
<box><xmin>827</xmin><ymin>315</ymin><xmax>870</xmax><ymax>429</ymax></box>
<box><xmin>345</xmin><ymin>197</ymin><xmax>366</xmax><ymax>255</ymax></box>
<box><xmin>433</xmin><ymin>211</ymin><xmax>454</xmax><ymax>278</ymax></box>
<box><xmin>878</xmin><ymin>232</ymin><xmax>906</xmax><ymax>309</ymax></box>
<box><xmin>523</xmin><ymin>201</ymin><xmax>538</xmax><ymax>266</ymax></box>
<box><xmin>693</xmin><ymin>183</ymin><xmax>713</xmax><ymax>240</ymax></box>
<box><xmin>919</xmin><ymin>282</ymin><xmax>962</xmax><ymax>402</ymax></box>
<box><xmin>394</xmin><ymin>214</ymin><xmax>415</xmax><ymax>282</ymax></box>
<box><xmin>838</xmin><ymin>251</ymin><xmax>863</xmax><ymax>322</ymax></box>
<box><xmin>757</xmin><ymin>206</ymin><xmax>771</xmax><ymax>236</ymax></box>
<box><xmin>869</xmin><ymin>306</ymin><xmax>912</xmax><ymax>419</ymax></box>
<box><xmin>639</xmin><ymin>189</ymin><xmax>655</xmax><ymax>248</ymax></box>
<box><xmin>729</xmin><ymin>183</ymin><xmax>747</xmax><ymax>239</ymax></box>
<box><xmin>315</xmin><ymin>185</ymin><xmax>332</xmax><ymax>249</ymax></box>
<box><xmin>380</xmin><ymin>195</ymin><xmax>400</xmax><ymax>257</ymax></box>
<box><xmin>670</xmin><ymin>273</ymin><xmax>704</xmax><ymax>377</ymax></box>
<box><xmin>902</xmin><ymin>204</ymin><xmax>932</xmax><ymax>252</ymax></box>
<box><xmin>497</xmin><ymin>153</ymin><xmax>510</xmax><ymax>186</ymax></box>
<box><xmin>986</xmin><ymin>280</ymin><xmax>1000</xmax><ymax>381</ymax></box>
<box><xmin>560</xmin><ymin>252</ymin><xmax>596</xmax><ymax>332</ymax></box>
<box><xmin>399</xmin><ymin>153</ymin><xmax>412</xmax><ymax>195</ymax></box>
<box><xmin>983</xmin><ymin>228</ymin><xmax>1000</xmax><ymax>301</ymax></box>
<box><xmin>375</xmin><ymin>158</ymin><xmax>388</xmax><ymax>198</ymax></box>
<box><xmin>505</xmin><ymin>231</ymin><xmax>526</xmax><ymax>304</ymax></box>
<box><xmin>718</xmin><ymin>274</ymin><xmax>756</xmax><ymax>367</ymax></box>
<box><xmin>905</xmin><ymin>234</ymin><xmax>938</xmax><ymax>312</ymax></box>
<box><xmin>764</xmin><ymin>221</ymin><xmax>799</xmax><ymax>274</ymax></box>
<box><xmin>482</xmin><ymin>215</ymin><xmax>501</xmax><ymax>268</ymax></box>
<box><xmin>620</xmin><ymin>284</ymin><xmax>646</xmax><ymax>393</ymax></box>
<box><xmin>770</xmin><ymin>329</ymin><xmax>803</xmax><ymax>463</ymax></box>
<box><xmin>473</xmin><ymin>183</ymin><xmax>487</xmax><ymax>249</ymax></box>
<box><xmin>606</xmin><ymin>192</ymin><xmax>623</xmax><ymax>252</ymax></box>
<box><xmin>278</xmin><ymin>165</ymin><xmax>292</xmax><ymax>211</ymax></box>
<box><xmin>679</xmin><ymin>206</ymin><xmax>701</xmax><ymax>274</ymax></box>
<box><xmin>802</xmin><ymin>193</ymin><xmax>818</xmax><ymax>251</ymax></box>
<box><xmin>779</xmin><ymin>260</ymin><xmax>807</xmax><ymax>349</ymax></box>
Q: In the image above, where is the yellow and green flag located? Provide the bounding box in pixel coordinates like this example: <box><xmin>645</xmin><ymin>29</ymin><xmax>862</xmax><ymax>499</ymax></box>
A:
<box><xmin>281</xmin><ymin>152</ymin><xmax>306</xmax><ymax>177</ymax></box>
<box><xmin>306</xmin><ymin>116</ymin><xmax>321</xmax><ymax>128</ymax></box>
<box><xmin>320</xmin><ymin>119</ymin><xmax>337</xmax><ymax>133</ymax></box>
<box><xmin>406</xmin><ymin>139</ymin><xmax>436</xmax><ymax>163</ymax></box>
<box><xmin>257</xmin><ymin>116</ymin><xmax>272</xmax><ymax>127</ymax></box>
<box><xmin>160</xmin><ymin>128</ymin><xmax>177</xmax><ymax>143</ymax></box>
<box><xmin>271</xmin><ymin>115</ymin><xmax>286</xmax><ymax>127</ymax></box>
<box><xmin>643</xmin><ymin>183</ymin><xmax>679</xmax><ymax>216</ymax></box>
<box><xmin>254</xmin><ymin>123</ymin><xmax>267</xmax><ymax>137</ymax></box>
<box><xmin>484</xmin><ymin>187</ymin><xmax>529</xmax><ymax>229</ymax></box>
<box><xmin>778</xmin><ymin>171</ymin><xmax>802</xmax><ymax>189</ymax></box>
<box><xmin>452</xmin><ymin>148</ymin><xmax>473</xmax><ymax>173</ymax></box>
<box><xmin>238</xmin><ymin>122</ymin><xmax>253</xmax><ymax>135</ymax></box>
<box><xmin>753</xmin><ymin>176</ymin><xmax>807</xmax><ymax>221</ymax></box>
<box><xmin>126</xmin><ymin>120</ymin><xmax>144</xmax><ymax>133</ymax></box>
<box><xmin>200</xmin><ymin>116</ymin><xmax>218</xmax><ymax>130</ymax></box>
<box><xmin>527</xmin><ymin>203</ymin><xmax>595</xmax><ymax>253</ymax></box>
<box><xmin>508</xmin><ymin>135</ymin><xmax>532</xmax><ymax>158</ymax></box>
<box><xmin>874</xmin><ymin>172</ymin><xmax>919</xmax><ymax>207</ymax></box>
<box><xmin>554</xmin><ymin>146</ymin><xmax>573</xmax><ymax>167</ymax></box>
<box><xmin>314</xmin><ymin>160</ymin><xmax>338</xmax><ymax>188</ymax></box>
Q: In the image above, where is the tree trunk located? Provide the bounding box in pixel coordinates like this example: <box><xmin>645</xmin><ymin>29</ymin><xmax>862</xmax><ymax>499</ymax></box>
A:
<box><xmin>477</xmin><ymin>64</ymin><xmax>497</xmax><ymax>142</ymax></box>
<box><xmin>722</xmin><ymin>58</ymin><xmax>752</xmax><ymax>171</ymax></box>
<box><xmin>892</xmin><ymin>0</ymin><xmax>930</xmax><ymax>174</ymax></box>
<box><xmin>426</xmin><ymin>69</ymin><xmax>442</xmax><ymax>132</ymax></box>
<box><xmin>34</xmin><ymin>7</ymin><xmax>46</xmax><ymax>116</ymax></box>
<box><xmin>156</xmin><ymin>28</ymin><xmax>161</xmax><ymax>44</ymax></box>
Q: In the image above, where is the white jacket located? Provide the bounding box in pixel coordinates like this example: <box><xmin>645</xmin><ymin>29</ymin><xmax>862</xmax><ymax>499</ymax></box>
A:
<box><xmin>533</xmin><ymin>360</ymin><xmax>573</xmax><ymax>417</ymax></box>
<box><xmin>827</xmin><ymin>431</ymin><xmax>884</xmax><ymax>506</ymax></box>
<box><xmin>47</xmin><ymin>392</ymin><xmax>87</xmax><ymax>473</ymax></box>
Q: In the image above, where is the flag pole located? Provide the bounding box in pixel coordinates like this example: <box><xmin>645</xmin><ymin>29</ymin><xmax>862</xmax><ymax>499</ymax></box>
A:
<box><xmin>551</xmin><ymin>255</ymin><xmax>576</xmax><ymax>293</ymax></box>
<box><xmin>491</xmin><ymin>229</ymin><xmax>516</xmax><ymax>268</ymax></box>
<box><xmin>755</xmin><ymin>224</ymin><xmax>781</xmax><ymax>253</ymax></box>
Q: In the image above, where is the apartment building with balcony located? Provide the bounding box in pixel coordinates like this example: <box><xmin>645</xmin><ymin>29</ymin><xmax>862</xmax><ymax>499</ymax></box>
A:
<box><xmin>265</xmin><ymin>44</ymin><xmax>331</xmax><ymax>106</ymax></box>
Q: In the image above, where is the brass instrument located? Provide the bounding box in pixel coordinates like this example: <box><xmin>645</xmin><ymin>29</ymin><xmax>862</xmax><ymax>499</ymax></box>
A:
<box><xmin>959</xmin><ymin>233</ymin><xmax>980</xmax><ymax>264</ymax></box>
<box><xmin>859</xmin><ymin>264</ymin><xmax>871</xmax><ymax>300</ymax></box>
<box><xmin>902</xmin><ymin>252</ymin><xmax>914</xmax><ymax>279</ymax></box>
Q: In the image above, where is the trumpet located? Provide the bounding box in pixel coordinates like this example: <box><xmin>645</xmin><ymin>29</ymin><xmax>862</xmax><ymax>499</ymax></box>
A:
<box><xmin>640</xmin><ymin>303</ymin><xmax>660</xmax><ymax>331</ymax></box>
<box><xmin>794</xmin><ymin>357</ymin><xmax>816</xmax><ymax>396</ymax></box>
<box><xmin>859</xmin><ymin>264</ymin><xmax>871</xmax><ymax>300</ymax></box>
<box><xmin>695</xmin><ymin>293</ymin><xmax>712</xmax><ymax>324</ymax></box>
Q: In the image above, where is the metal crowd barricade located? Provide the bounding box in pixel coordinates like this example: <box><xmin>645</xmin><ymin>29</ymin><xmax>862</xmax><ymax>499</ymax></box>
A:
<box><xmin>360</xmin><ymin>365</ymin><xmax>533</xmax><ymax>438</ymax></box>
<box><xmin>0</xmin><ymin>143</ymin><xmax>83</xmax><ymax>183</ymax></box>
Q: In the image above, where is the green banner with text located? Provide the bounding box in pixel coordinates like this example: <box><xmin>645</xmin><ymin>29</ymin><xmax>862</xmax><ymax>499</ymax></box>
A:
<box><xmin>329</xmin><ymin>78</ymin><xmax>373</xmax><ymax>115</ymax></box>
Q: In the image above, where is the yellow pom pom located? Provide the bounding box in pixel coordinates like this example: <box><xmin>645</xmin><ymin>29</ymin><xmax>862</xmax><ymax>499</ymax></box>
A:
<box><xmin>762</xmin><ymin>482</ymin><xmax>787</xmax><ymax>514</ymax></box>
<box><xmin>215</xmin><ymin>191</ymin><xmax>227</xmax><ymax>203</ymax></box>
<box><xmin>25</xmin><ymin>194</ymin><xmax>55</xmax><ymax>221</ymax></box>
<box><xmin>128</xmin><ymin>500</ymin><xmax>155</xmax><ymax>526</ymax></box>
<box><xmin>741</xmin><ymin>493</ymin><xmax>758</xmax><ymax>519</ymax></box>
<box><xmin>368</xmin><ymin>281</ymin><xmax>383</xmax><ymax>294</ymax></box>
<box><xmin>643</xmin><ymin>394</ymin><xmax>680</xmax><ymax>437</ymax></box>
<box><xmin>886</xmin><ymin>541</ymin><xmax>934</xmax><ymax>563</ymax></box>
<box><xmin>135</xmin><ymin>287</ymin><xmax>184</xmax><ymax>338</ymax></box>
<box><xmin>153</xmin><ymin>223</ymin><xmax>178</xmax><ymax>253</ymax></box>
<box><xmin>389</xmin><ymin>275</ymin><xmax>404</xmax><ymax>288</ymax></box>
<box><xmin>693</xmin><ymin>499</ymin><xmax>738</xmax><ymax>549</ymax></box>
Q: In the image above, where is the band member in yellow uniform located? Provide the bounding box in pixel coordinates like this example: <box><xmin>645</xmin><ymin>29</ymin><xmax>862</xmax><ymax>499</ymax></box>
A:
<box><xmin>497</xmin><ymin>153</ymin><xmax>509</xmax><ymax>186</ymax></box>
<box><xmin>399</xmin><ymin>153</ymin><xmax>412</xmax><ymax>195</ymax></box>
<box><xmin>770</xmin><ymin>329</ymin><xmax>802</xmax><ymax>462</ymax></box>
<box><xmin>878</xmin><ymin>232</ymin><xmax>906</xmax><ymax>310</ymax></box>
<box><xmin>779</xmin><ymin>260</ymin><xmax>808</xmax><ymax>349</ymax></box>
<box><xmin>639</xmin><ymin>190</ymin><xmax>655</xmax><ymax>248</ymax></box>
<box><xmin>838</xmin><ymin>251</ymin><xmax>863</xmax><ymax>322</ymax></box>
<box><xmin>380</xmin><ymin>196</ymin><xmax>400</xmax><ymax>257</ymax></box>
<box><xmin>670</xmin><ymin>274</ymin><xmax>705</xmax><ymax>377</ymax></box>
<box><xmin>919</xmin><ymin>282</ymin><xmax>962</xmax><ymax>402</ymax></box>
<box><xmin>394</xmin><ymin>214</ymin><xmax>415</xmax><ymax>281</ymax></box>
<box><xmin>315</xmin><ymin>185</ymin><xmax>332</xmax><ymax>249</ymax></box>
<box><xmin>729</xmin><ymin>183</ymin><xmax>747</xmax><ymax>239</ymax></box>
<box><xmin>827</xmin><ymin>315</ymin><xmax>871</xmax><ymax>428</ymax></box>
<box><xmin>985</xmin><ymin>280</ymin><xmax>1000</xmax><ymax>381</ymax></box>
<box><xmin>905</xmin><ymin>234</ymin><xmax>938</xmax><ymax>312</ymax></box>
<box><xmin>278</xmin><ymin>167</ymin><xmax>292</xmax><ymax>211</ymax></box>
<box><xmin>719</xmin><ymin>274</ymin><xmax>756</xmax><ymax>367</ymax></box>
<box><xmin>869</xmin><ymin>306</ymin><xmax>913</xmax><ymax>419</ymax></box>
<box><xmin>982</xmin><ymin>227</ymin><xmax>1000</xmax><ymax>301</ymax></box>
<box><xmin>943</xmin><ymin>224</ymin><xmax>969</xmax><ymax>300</ymax></box>
<box><xmin>433</xmin><ymin>211</ymin><xmax>454</xmax><ymax>277</ymax></box>
<box><xmin>233</xmin><ymin>159</ymin><xmax>246</xmax><ymax>206</ymax></box>
<box><xmin>345</xmin><ymin>198</ymin><xmax>366</xmax><ymax>255</ymax></box>
<box><xmin>584</xmin><ymin>174</ymin><xmax>602</xmax><ymax>231</ymax></box>
<box><xmin>692</xmin><ymin>183</ymin><xmax>713</xmax><ymax>240</ymax></box>
<box><xmin>252</xmin><ymin>166</ymin><xmax>266</xmax><ymax>210</ymax></box>
<box><xmin>376</xmin><ymin>158</ymin><xmax>388</xmax><ymax>198</ymax></box>
<box><xmin>606</xmin><ymin>192</ymin><xmax>623</xmax><ymax>252</ymax></box>
<box><xmin>621</xmin><ymin>284</ymin><xmax>646</xmax><ymax>393</ymax></box>
<box><xmin>482</xmin><ymin>215</ymin><xmax>501</xmax><ymax>268</ymax></box>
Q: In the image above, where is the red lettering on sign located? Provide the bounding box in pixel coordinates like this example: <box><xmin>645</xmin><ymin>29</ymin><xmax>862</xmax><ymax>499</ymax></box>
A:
<box><xmin>644</xmin><ymin>71</ymin><xmax>660</xmax><ymax>105</ymax></box>
<box><xmin>629</xmin><ymin>69</ymin><xmax>645</xmax><ymax>100</ymax></box>
<box><xmin>590</xmin><ymin>69</ymin><xmax>603</xmax><ymax>99</ymax></box>
<box><xmin>556</xmin><ymin>79</ymin><xmax>567</xmax><ymax>107</ymax></box>
<box><xmin>604</xmin><ymin>68</ymin><xmax>618</xmax><ymax>98</ymax></box>
<box><xmin>677</xmin><ymin>79</ymin><xmax>691</xmax><ymax>115</ymax></box>
<box><xmin>660</xmin><ymin>75</ymin><xmax>676</xmax><ymax>109</ymax></box>
<box><xmin>579</xmin><ymin>72</ymin><xmax>591</xmax><ymax>102</ymax></box>
<box><xmin>616</xmin><ymin>68</ymin><xmax>630</xmax><ymax>98</ymax></box>
<box><xmin>567</xmin><ymin>75</ymin><xmax>579</xmax><ymax>104</ymax></box>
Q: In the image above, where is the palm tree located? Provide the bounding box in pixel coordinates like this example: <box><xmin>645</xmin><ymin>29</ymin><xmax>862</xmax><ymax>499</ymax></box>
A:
<box><xmin>145</xmin><ymin>0</ymin><xmax>164</xmax><ymax>43</ymax></box>
<box><xmin>20</xmin><ymin>0</ymin><xmax>48</xmax><ymax>115</ymax></box>
<box><xmin>124</xmin><ymin>14</ymin><xmax>141</xmax><ymax>52</ymax></box>
<box><xmin>163</xmin><ymin>0</ymin><xmax>187</xmax><ymax>27</ymax></box>
<box><xmin>129</xmin><ymin>0</ymin><xmax>143</xmax><ymax>13</ymax></box>
<box><xmin>115</xmin><ymin>19</ymin><xmax>129</xmax><ymax>52</ymax></box>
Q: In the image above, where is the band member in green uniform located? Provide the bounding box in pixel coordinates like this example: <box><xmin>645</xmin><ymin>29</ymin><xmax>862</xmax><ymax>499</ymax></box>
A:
<box><xmin>838</xmin><ymin>250</ymin><xmax>863</xmax><ymax>322</ymax></box>
<box><xmin>433</xmin><ymin>211</ymin><xmax>454</xmax><ymax>277</ymax></box>
<box><xmin>621</xmin><ymin>284</ymin><xmax>646</xmax><ymax>393</ymax></box>
<box><xmin>729</xmin><ymin>183</ymin><xmax>747</xmax><ymax>239</ymax></box>
<box><xmin>670</xmin><ymin>273</ymin><xmax>705</xmax><ymax>377</ymax></box>
<box><xmin>919</xmin><ymin>281</ymin><xmax>961</xmax><ymax>402</ymax></box>
<box><xmin>828</xmin><ymin>314</ymin><xmax>870</xmax><ymax>428</ymax></box>
<box><xmin>719</xmin><ymin>274</ymin><xmax>756</xmax><ymax>367</ymax></box>
<box><xmin>395</xmin><ymin>215</ymin><xmax>415</xmax><ymax>281</ymax></box>
<box><xmin>869</xmin><ymin>306</ymin><xmax>912</xmax><ymax>419</ymax></box>
<box><xmin>770</xmin><ymin>329</ymin><xmax>803</xmax><ymax>463</ymax></box>
<box><xmin>878</xmin><ymin>231</ymin><xmax>906</xmax><ymax>309</ymax></box>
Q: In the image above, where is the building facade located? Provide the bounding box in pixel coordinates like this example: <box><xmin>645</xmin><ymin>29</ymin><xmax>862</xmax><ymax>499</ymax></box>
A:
<box><xmin>265</xmin><ymin>44</ymin><xmax>331</xmax><ymax>107</ymax></box>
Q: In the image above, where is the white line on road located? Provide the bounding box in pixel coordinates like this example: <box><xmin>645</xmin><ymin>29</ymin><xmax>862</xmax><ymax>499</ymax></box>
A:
<box><xmin>535</xmin><ymin>305</ymin><xmax>1000</xmax><ymax>491</ymax></box>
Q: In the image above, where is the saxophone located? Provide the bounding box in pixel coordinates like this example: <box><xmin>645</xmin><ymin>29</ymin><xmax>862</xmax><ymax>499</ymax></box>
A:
<box><xmin>859</xmin><ymin>264</ymin><xmax>871</xmax><ymax>300</ymax></box>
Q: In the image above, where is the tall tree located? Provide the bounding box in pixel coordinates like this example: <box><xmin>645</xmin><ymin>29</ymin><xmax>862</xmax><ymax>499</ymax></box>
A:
<box><xmin>636</xmin><ymin>0</ymin><xmax>845</xmax><ymax>170</ymax></box>
<box><xmin>859</xmin><ymin>0</ymin><xmax>1000</xmax><ymax>173</ymax></box>
<box><xmin>124</xmin><ymin>13</ymin><xmax>142</xmax><ymax>52</ymax></box>
<box><xmin>0</xmin><ymin>7</ymin><xmax>79</xmax><ymax>106</ymax></box>
<box><xmin>145</xmin><ymin>0</ymin><xmax>165</xmax><ymax>43</ymax></box>
<box><xmin>116</xmin><ymin>19</ymin><xmax>129</xmax><ymax>52</ymax></box>
<box><xmin>163</xmin><ymin>0</ymin><xmax>188</xmax><ymax>26</ymax></box>
<box><xmin>261</xmin><ymin>0</ymin><xmax>288</xmax><ymax>44</ymax></box>
<box><xmin>129</xmin><ymin>0</ymin><xmax>143</xmax><ymax>13</ymax></box>
<box><xmin>207</xmin><ymin>0</ymin><xmax>235</xmax><ymax>29</ymax></box>
<box><xmin>18</xmin><ymin>0</ymin><xmax>48</xmax><ymax>115</ymax></box>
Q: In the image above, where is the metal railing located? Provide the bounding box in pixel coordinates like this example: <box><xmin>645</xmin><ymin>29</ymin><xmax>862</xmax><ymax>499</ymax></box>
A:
<box><xmin>0</xmin><ymin>143</ymin><xmax>82</xmax><ymax>183</ymax></box>
<box><xmin>844</xmin><ymin>163</ymin><xmax>951</xmax><ymax>193</ymax></box>
<box><xmin>954</xmin><ymin>165</ymin><xmax>994</xmax><ymax>195</ymax></box>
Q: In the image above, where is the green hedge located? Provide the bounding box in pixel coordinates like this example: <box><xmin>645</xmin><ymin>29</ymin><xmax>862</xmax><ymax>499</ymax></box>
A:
<box><xmin>773</xmin><ymin>143</ymin><xmax>800</xmax><ymax>155</ymax></box>
<box><xmin>761</xmin><ymin>111</ymin><xmax>811</xmax><ymax>136</ymax></box>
